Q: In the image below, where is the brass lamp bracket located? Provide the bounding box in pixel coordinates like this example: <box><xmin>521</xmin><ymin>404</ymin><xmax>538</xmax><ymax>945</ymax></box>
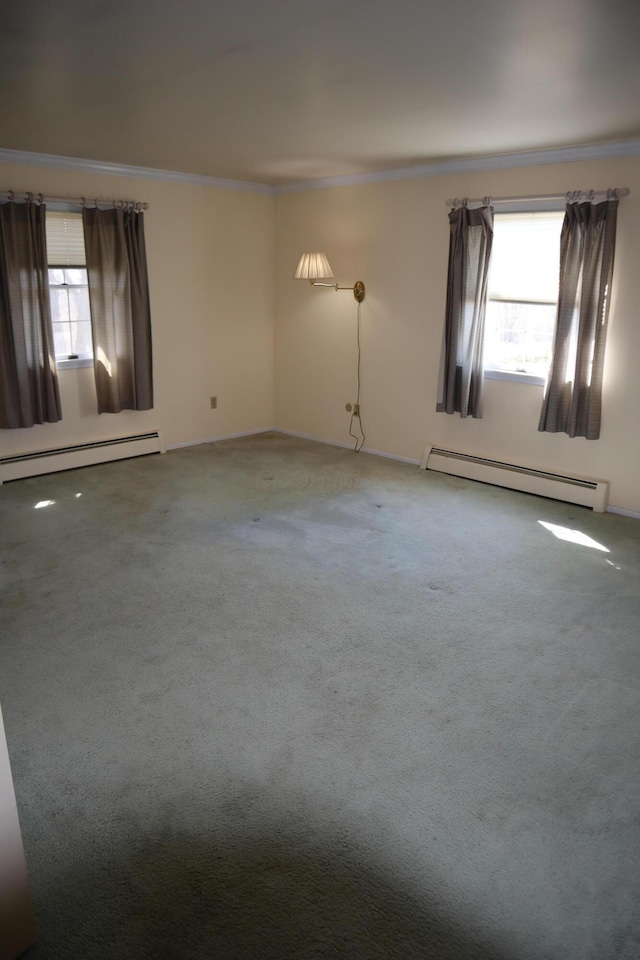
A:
<box><xmin>353</xmin><ymin>281</ymin><xmax>365</xmax><ymax>302</ymax></box>
<box><xmin>310</xmin><ymin>279</ymin><xmax>366</xmax><ymax>302</ymax></box>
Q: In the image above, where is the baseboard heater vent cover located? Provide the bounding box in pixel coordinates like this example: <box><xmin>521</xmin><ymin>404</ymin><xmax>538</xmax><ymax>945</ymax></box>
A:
<box><xmin>1</xmin><ymin>431</ymin><xmax>165</xmax><ymax>483</ymax></box>
<box><xmin>420</xmin><ymin>444</ymin><xmax>608</xmax><ymax>512</ymax></box>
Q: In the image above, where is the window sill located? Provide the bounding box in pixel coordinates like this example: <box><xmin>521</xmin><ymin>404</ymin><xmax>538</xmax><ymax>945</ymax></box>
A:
<box><xmin>56</xmin><ymin>357</ymin><xmax>94</xmax><ymax>371</ymax></box>
<box><xmin>484</xmin><ymin>368</ymin><xmax>545</xmax><ymax>387</ymax></box>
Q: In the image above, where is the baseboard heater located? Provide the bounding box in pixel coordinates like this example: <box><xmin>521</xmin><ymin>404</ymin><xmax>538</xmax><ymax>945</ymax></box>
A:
<box><xmin>420</xmin><ymin>444</ymin><xmax>608</xmax><ymax>512</ymax></box>
<box><xmin>0</xmin><ymin>431</ymin><xmax>165</xmax><ymax>484</ymax></box>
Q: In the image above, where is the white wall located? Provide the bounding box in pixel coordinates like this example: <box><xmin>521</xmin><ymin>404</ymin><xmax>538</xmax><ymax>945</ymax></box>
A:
<box><xmin>0</xmin><ymin>161</ymin><xmax>274</xmax><ymax>457</ymax></box>
<box><xmin>2</xmin><ymin>153</ymin><xmax>639</xmax><ymax>513</ymax></box>
<box><xmin>274</xmin><ymin>156</ymin><xmax>640</xmax><ymax>513</ymax></box>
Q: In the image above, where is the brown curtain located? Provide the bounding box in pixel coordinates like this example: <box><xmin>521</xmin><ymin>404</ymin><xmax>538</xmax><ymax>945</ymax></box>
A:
<box><xmin>0</xmin><ymin>201</ymin><xmax>62</xmax><ymax>429</ymax></box>
<box><xmin>437</xmin><ymin>202</ymin><xmax>493</xmax><ymax>418</ymax></box>
<box><xmin>82</xmin><ymin>207</ymin><xmax>153</xmax><ymax>414</ymax></box>
<box><xmin>538</xmin><ymin>196</ymin><xmax>618</xmax><ymax>440</ymax></box>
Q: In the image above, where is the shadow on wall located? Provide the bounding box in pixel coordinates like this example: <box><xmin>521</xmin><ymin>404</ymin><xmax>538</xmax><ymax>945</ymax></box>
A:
<box><xmin>23</xmin><ymin>821</ymin><xmax>515</xmax><ymax>960</ymax></box>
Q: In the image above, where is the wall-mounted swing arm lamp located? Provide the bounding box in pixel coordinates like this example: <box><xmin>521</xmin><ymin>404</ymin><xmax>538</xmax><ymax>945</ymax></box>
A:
<box><xmin>293</xmin><ymin>250</ymin><xmax>367</xmax><ymax>453</ymax></box>
<box><xmin>294</xmin><ymin>252</ymin><xmax>365</xmax><ymax>302</ymax></box>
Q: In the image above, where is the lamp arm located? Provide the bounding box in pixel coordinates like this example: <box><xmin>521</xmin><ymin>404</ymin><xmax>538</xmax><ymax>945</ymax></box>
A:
<box><xmin>310</xmin><ymin>279</ymin><xmax>365</xmax><ymax>302</ymax></box>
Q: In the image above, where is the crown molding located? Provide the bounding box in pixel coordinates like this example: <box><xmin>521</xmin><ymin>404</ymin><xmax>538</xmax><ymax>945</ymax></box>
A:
<box><xmin>0</xmin><ymin>148</ymin><xmax>273</xmax><ymax>195</ymax></box>
<box><xmin>273</xmin><ymin>139</ymin><xmax>640</xmax><ymax>194</ymax></box>
<box><xmin>1</xmin><ymin>138</ymin><xmax>638</xmax><ymax>197</ymax></box>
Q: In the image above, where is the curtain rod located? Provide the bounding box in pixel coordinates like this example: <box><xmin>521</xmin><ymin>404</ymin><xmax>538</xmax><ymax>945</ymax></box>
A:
<box><xmin>446</xmin><ymin>187</ymin><xmax>629</xmax><ymax>208</ymax></box>
<box><xmin>0</xmin><ymin>190</ymin><xmax>149</xmax><ymax>210</ymax></box>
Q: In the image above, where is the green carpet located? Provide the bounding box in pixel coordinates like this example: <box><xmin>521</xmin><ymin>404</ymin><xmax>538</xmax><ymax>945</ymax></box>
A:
<box><xmin>1</xmin><ymin>432</ymin><xmax>639</xmax><ymax>959</ymax></box>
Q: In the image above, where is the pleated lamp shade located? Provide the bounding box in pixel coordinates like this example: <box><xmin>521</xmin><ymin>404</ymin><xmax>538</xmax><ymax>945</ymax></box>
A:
<box><xmin>294</xmin><ymin>251</ymin><xmax>334</xmax><ymax>280</ymax></box>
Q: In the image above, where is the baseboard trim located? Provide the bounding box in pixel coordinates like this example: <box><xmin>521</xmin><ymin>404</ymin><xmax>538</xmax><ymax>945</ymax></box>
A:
<box><xmin>166</xmin><ymin>428</ymin><xmax>274</xmax><ymax>450</ymax></box>
<box><xmin>359</xmin><ymin>445</ymin><xmax>421</xmax><ymax>465</ymax></box>
<box><xmin>274</xmin><ymin>428</ymin><xmax>420</xmax><ymax>465</ymax></box>
<box><xmin>607</xmin><ymin>505</ymin><xmax>640</xmax><ymax>520</ymax></box>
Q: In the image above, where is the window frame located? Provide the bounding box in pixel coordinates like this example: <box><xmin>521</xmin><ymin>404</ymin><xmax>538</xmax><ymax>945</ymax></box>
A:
<box><xmin>52</xmin><ymin>355</ymin><xmax>94</xmax><ymax>372</ymax></box>
<box><xmin>45</xmin><ymin>203</ymin><xmax>94</xmax><ymax>372</ymax></box>
<box><xmin>484</xmin><ymin>200</ymin><xmax>565</xmax><ymax>387</ymax></box>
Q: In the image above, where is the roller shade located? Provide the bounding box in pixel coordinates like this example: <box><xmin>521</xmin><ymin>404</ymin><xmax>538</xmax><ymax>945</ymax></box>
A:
<box><xmin>488</xmin><ymin>212</ymin><xmax>563</xmax><ymax>303</ymax></box>
<box><xmin>45</xmin><ymin>211</ymin><xmax>86</xmax><ymax>266</ymax></box>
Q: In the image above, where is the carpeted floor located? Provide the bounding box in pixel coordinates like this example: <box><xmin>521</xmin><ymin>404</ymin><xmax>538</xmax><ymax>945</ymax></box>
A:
<box><xmin>1</xmin><ymin>432</ymin><xmax>639</xmax><ymax>959</ymax></box>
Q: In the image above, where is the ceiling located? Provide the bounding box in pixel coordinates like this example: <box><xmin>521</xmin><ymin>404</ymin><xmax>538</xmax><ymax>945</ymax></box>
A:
<box><xmin>1</xmin><ymin>0</ymin><xmax>639</xmax><ymax>186</ymax></box>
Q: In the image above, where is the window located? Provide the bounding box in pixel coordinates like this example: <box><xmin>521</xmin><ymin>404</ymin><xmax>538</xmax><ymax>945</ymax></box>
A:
<box><xmin>45</xmin><ymin>212</ymin><xmax>93</xmax><ymax>364</ymax></box>
<box><xmin>484</xmin><ymin>211</ymin><xmax>563</xmax><ymax>382</ymax></box>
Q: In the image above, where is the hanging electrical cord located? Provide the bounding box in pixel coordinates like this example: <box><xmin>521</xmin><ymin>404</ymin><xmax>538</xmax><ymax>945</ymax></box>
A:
<box><xmin>348</xmin><ymin>300</ymin><xmax>366</xmax><ymax>452</ymax></box>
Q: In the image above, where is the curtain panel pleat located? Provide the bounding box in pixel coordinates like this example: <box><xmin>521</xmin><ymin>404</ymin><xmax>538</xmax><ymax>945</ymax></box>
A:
<box><xmin>82</xmin><ymin>207</ymin><xmax>153</xmax><ymax>414</ymax></box>
<box><xmin>437</xmin><ymin>204</ymin><xmax>493</xmax><ymax>419</ymax></box>
<box><xmin>538</xmin><ymin>198</ymin><xmax>618</xmax><ymax>440</ymax></box>
<box><xmin>0</xmin><ymin>201</ymin><xmax>62</xmax><ymax>429</ymax></box>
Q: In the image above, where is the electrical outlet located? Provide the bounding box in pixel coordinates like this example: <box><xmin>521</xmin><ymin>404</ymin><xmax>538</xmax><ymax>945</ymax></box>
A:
<box><xmin>345</xmin><ymin>403</ymin><xmax>352</xmax><ymax>412</ymax></box>
<box><xmin>210</xmin><ymin>396</ymin><xmax>217</xmax><ymax>409</ymax></box>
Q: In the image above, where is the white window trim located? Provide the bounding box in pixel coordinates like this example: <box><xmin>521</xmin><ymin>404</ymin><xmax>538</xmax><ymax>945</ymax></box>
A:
<box><xmin>56</xmin><ymin>357</ymin><xmax>93</xmax><ymax>371</ymax></box>
<box><xmin>493</xmin><ymin>199</ymin><xmax>566</xmax><ymax>214</ymax></box>
<box><xmin>484</xmin><ymin>368</ymin><xmax>545</xmax><ymax>386</ymax></box>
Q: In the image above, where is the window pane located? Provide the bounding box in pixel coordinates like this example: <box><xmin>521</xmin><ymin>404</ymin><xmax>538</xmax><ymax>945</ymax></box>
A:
<box><xmin>50</xmin><ymin>287</ymin><xmax>70</xmax><ymax>324</ymax></box>
<box><xmin>70</xmin><ymin>322</ymin><xmax>93</xmax><ymax>356</ymax></box>
<box><xmin>484</xmin><ymin>212</ymin><xmax>563</xmax><ymax>377</ymax></box>
<box><xmin>49</xmin><ymin>260</ymin><xmax>92</xmax><ymax>360</ymax></box>
<box><xmin>52</xmin><ymin>323</ymin><xmax>71</xmax><ymax>358</ymax></box>
<box><xmin>64</xmin><ymin>268</ymin><xmax>87</xmax><ymax>286</ymax></box>
<box><xmin>68</xmin><ymin>287</ymin><xmax>91</xmax><ymax>324</ymax></box>
<box><xmin>485</xmin><ymin>300</ymin><xmax>556</xmax><ymax>377</ymax></box>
